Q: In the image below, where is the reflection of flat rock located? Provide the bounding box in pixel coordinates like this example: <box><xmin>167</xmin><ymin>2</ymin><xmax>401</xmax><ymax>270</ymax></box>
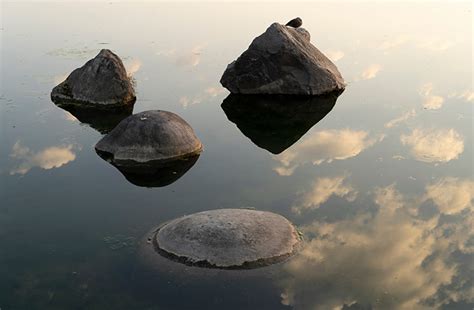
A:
<box><xmin>55</xmin><ymin>104</ymin><xmax>133</xmax><ymax>134</ymax></box>
<box><xmin>220</xmin><ymin>23</ymin><xmax>345</xmax><ymax>95</ymax></box>
<box><xmin>221</xmin><ymin>91</ymin><xmax>341</xmax><ymax>154</ymax></box>
<box><xmin>97</xmin><ymin>154</ymin><xmax>200</xmax><ymax>188</ymax></box>
<box><xmin>51</xmin><ymin>49</ymin><xmax>136</xmax><ymax>108</ymax></box>
<box><xmin>142</xmin><ymin>209</ymin><xmax>301</xmax><ymax>269</ymax></box>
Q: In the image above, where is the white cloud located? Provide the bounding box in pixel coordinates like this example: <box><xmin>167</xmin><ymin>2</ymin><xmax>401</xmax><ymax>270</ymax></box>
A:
<box><xmin>360</xmin><ymin>64</ymin><xmax>382</xmax><ymax>80</ymax></box>
<box><xmin>419</xmin><ymin>83</ymin><xmax>444</xmax><ymax>110</ymax></box>
<box><xmin>274</xmin><ymin>129</ymin><xmax>381</xmax><ymax>176</ymax></box>
<box><xmin>324</xmin><ymin>49</ymin><xmax>345</xmax><ymax>62</ymax></box>
<box><xmin>384</xmin><ymin>109</ymin><xmax>416</xmax><ymax>128</ymax></box>
<box><xmin>422</xmin><ymin>177</ymin><xmax>474</xmax><ymax>215</ymax></box>
<box><xmin>158</xmin><ymin>44</ymin><xmax>206</xmax><ymax>68</ymax></box>
<box><xmin>293</xmin><ymin>175</ymin><xmax>357</xmax><ymax>214</ymax></box>
<box><xmin>10</xmin><ymin>141</ymin><xmax>77</xmax><ymax>175</ymax></box>
<box><xmin>401</xmin><ymin>128</ymin><xmax>464</xmax><ymax>163</ymax></box>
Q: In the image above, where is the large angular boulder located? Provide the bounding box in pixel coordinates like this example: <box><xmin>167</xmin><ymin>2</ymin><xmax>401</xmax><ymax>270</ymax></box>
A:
<box><xmin>142</xmin><ymin>209</ymin><xmax>302</xmax><ymax>269</ymax></box>
<box><xmin>221</xmin><ymin>90</ymin><xmax>341</xmax><ymax>154</ymax></box>
<box><xmin>220</xmin><ymin>23</ymin><xmax>345</xmax><ymax>95</ymax></box>
<box><xmin>95</xmin><ymin>110</ymin><xmax>202</xmax><ymax>168</ymax></box>
<box><xmin>51</xmin><ymin>49</ymin><xmax>136</xmax><ymax>108</ymax></box>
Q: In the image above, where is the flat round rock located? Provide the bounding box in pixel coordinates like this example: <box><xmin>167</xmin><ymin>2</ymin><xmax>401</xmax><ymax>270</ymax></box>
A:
<box><xmin>95</xmin><ymin>110</ymin><xmax>202</xmax><ymax>164</ymax></box>
<box><xmin>148</xmin><ymin>209</ymin><xmax>301</xmax><ymax>269</ymax></box>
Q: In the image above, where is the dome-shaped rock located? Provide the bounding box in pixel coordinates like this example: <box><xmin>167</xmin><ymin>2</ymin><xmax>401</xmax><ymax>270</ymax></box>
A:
<box><xmin>220</xmin><ymin>23</ymin><xmax>345</xmax><ymax>95</ymax></box>
<box><xmin>142</xmin><ymin>209</ymin><xmax>302</xmax><ymax>269</ymax></box>
<box><xmin>51</xmin><ymin>49</ymin><xmax>136</xmax><ymax>108</ymax></box>
<box><xmin>95</xmin><ymin>110</ymin><xmax>202</xmax><ymax>167</ymax></box>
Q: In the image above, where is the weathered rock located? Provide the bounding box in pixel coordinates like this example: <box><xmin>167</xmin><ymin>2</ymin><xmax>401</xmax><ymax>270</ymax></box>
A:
<box><xmin>143</xmin><ymin>209</ymin><xmax>302</xmax><ymax>269</ymax></box>
<box><xmin>98</xmin><ymin>154</ymin><xmax>200</xmax><ymax>188</ymax></box>
<box><xmin>51</xmin><ymin>49</ymin><xmax>136</xmax><ymax>108</ymax></box>
<box><xmin>220</xmin><ymin>23</ymin><xmax>345</xmax><ymax>95</ymax></box>
<box><xmin>221</xmin><ymin>90</ymin><xmax>342</xmax><ymax>154</ymax></box>
<box><xmin>95</xmin><ymin>110</ymin><xmax>202</xmax><ymax>168</ymax></box>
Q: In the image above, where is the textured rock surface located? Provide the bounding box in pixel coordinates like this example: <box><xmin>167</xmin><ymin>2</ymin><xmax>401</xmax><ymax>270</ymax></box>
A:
<box><xmin>220</xmin><ymin>23</ymin><xmax>345</xmax><ymax>95</ymax></box>
<box><xmin>144</xmin><ymin>209</ymin><xmax>301</xmax><ymax>269</ymax></box>
<box><xmin>51</xmin><ymin>49</ymin><xmax>136</xmax><ymax>108</ymax></box>
<box><xmin>95</xmin><ymin>110</ymin><xmax>202</xmax><ymax>165</ymax></box>
<box><xmin>221</xmin><ymin>90</ymin><xmax>342</xmax><ymax>154</ymax></box>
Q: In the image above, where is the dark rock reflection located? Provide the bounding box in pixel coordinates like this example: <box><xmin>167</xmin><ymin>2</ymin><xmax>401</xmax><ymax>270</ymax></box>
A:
<box><xmin>221</xmin><ymin>90</ymin><xmax>342</xmax><ymax>154</ymax></box>
<box><xmin>95</xmin><ymin>153</ymin><xmax>200</xmax><ymax>188</ymax></box>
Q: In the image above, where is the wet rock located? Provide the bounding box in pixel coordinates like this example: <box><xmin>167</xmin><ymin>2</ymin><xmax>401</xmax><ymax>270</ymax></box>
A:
<box><xmin>142</xmin><ymin>209</ymin><xmax>302</xmax><ymax>269</ymax></box>
<box><xmin>221</xmin><ymin>90</ymin><xmax>342</xmax><ymax>154</ymax></box>
<box><xmin>95</xmin><ymin>110</ymin><xmax>202</xmax><ymax>167</ymax></box>
<box><xmin>55</xmin><ymin>104</ymin><xmax>133</xmax><ymax>134</ymax></box>
<box><xmin>220</xmin><ymin>23</ymin><xmax>345</xmax><ymax>95</ymax></box>
<box><xmin>51</xmin><ymin>49</ymin><xmax>136</xmax><ymax>108</ymax></box>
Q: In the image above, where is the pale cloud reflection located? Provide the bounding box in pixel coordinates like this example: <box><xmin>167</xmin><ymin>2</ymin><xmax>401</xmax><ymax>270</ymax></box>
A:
<box><xmin>273</xmin><ymin>129</ymin><xmax>381</xmax><ymax>176</ymax></box>
<box><xmin>377</xmin><ymin>34</ymin><xmax>410</xmax><ymax>51</ymax></box>
<box><xmin>10</xmin><ymin>141</ymin><xmax>77</xmax><ymax>175</ymax></box>
<box><xmin>449</xmin><ymin>89</ymin><xmax>474</xmax><ymax>103</ymax></box>
<box><xmin>179</xmin><ymin>86</ymin><xmax>226</xmax><ymax>108</ymax></box>
<box><xmin>422</xmin><ymin>177</ymin><xmax>474</xmax><ymax>215</ymax></box>
<box><xmin>157</xmin><ymin>44</ymin><xmax>205</xmax><ymax>68</ymax></box>
<box><xmin>124</xmin><ymin>58</ymin><xmax>142</xmax><ymax>77</ymax></box>
<box><xmin>279</xmin><ymin>182</ymin><xmax>473</xmax><ymax>309</ymax></box>
<box><xmin>359</xmin><ymin>64</ymin><xmax>382</xmax><ymax>80</ymax></box>
<box><xmin>384</xmin><ymin>109</ymin><xmax>416</xmax><ymax>128</ymax></box>
<box><xmin>400</xmin><ymin>128</ymin><xmax>464</xmax><ymax>163</ymax></box>
<box><xmin>324</xmin><ymin>49</ymin><xmax>345</xmax><ymax>62</ymax></box>
<box><xmin>417</xmin><ymin>38</ymin><xmax>454</xmax><ymax>52</ymax></box>
<box><xmin>292</xmin><ymin>175</ymin><xmax>357</xmax><ymax>214</ymax></box>
<box><xmin>420</xmin><ymin>83</ymin><xmax>444</xmax><ymax>110</ymax></box>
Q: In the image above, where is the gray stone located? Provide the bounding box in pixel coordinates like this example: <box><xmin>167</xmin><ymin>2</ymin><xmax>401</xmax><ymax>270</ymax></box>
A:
<box><xmin>220</xmin><ymin>23</ymin><xmax>345</xmax><ymax>95</ymax></box>
<box><xmin>144</xmin><ymin>209</ymin><xmax>302</xmax><ymax>269</ymax></box>
<box><xmin>95</xmin><ymin>110</ymin><xmax>202</xmax><ymax>166</ymax></box>
<box><xmin>51</xmin><ymin>49</ymin><xmax>136</xmax><ymax>108</ymax></box>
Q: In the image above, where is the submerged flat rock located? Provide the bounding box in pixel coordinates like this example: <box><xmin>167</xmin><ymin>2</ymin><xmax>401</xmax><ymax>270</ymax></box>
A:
<box><xmin>220</xmin><ymin>23</ymin><xmax>345</xmax><ymax>95</ymax></box>
<box><xmin>51</xmin><ymin>49</ymin><xmax>136</xmax><ymax>108</ymax></box>
<box><xmin>144</xmin><ymin>209</ymin><xmax>302</xmax><ymax>269</ymax></box>
<box><xmin>95</xmin><ymin>110</ymin><xmax>202</xmax><ymax>166</ymax></box>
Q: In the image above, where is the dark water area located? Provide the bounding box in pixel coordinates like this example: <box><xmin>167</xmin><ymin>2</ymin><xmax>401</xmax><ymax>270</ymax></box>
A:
<box><xmin>0</xmin><ymin>2</ymin><xmax>473</xmax><ymax>309</ymax></box>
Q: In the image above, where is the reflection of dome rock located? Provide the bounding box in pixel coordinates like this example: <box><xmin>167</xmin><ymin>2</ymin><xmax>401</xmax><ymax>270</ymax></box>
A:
<box><xmin>55</xmin><ymin>104</ymin><xmax>133</xmax><ymax>134</ymax></box>
<box><xmin>221</xmin><ymin>91</ymin><xmax>341</xmax><ymax>154</ymax></box>
<box><xmin>98</xmin><ymin>154</ymin><xmax>200</xmax><ymax>188</ymax></box>
<box><xmin>220</xmin><ymin>23</ymin><xmax>345</xmax><ymax>95</ymax></box>
<box><xmin>51</xmin><ymin>49</ymin><xmax>136</xmax><ymax>108</ymax></box>
<box><xmin>95</xmin><ymin>110</ymin><xmax>202</xmax><ymax>164</ymax></box>
<box><xmin>141</xmin><ymin>209</ymin><xmax>301</xmax><ymax>269</ymax></box>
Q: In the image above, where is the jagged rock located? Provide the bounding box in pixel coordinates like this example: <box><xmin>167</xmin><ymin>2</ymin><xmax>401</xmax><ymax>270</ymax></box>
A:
<box><xmin>220</xmin><ymin>23</ymin><xmax>345</xmax><ymax>95</ymax></box>
<box><xmin>95</xmin><ymin>110</ymin><xmax>202</xmax><ymax>167</ymax></box>
<box><xmin>51</xmin><ymin>49</ymin><xmax>136</xmax><ymax>108</ymax></box>
<box><xmin>142</xmin><ymin>209</ymin><xmax>302</xmax><ymax>269</ymax></box>
<box><xmin>221</xmin><ymin>90</ymin><xmax>342</xmax><ymax>154</ymax></box>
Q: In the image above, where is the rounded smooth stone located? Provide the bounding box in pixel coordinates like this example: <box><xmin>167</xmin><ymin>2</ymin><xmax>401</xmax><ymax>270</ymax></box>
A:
<box><xmin>95</xmin><ymin>110</ymin><xmax>202</xmax><ymax>165</ymax></box>
<box><xmin>148</xmin><ymin>209</ymin><xmax>302</xmax><ymax>269</ymax></box>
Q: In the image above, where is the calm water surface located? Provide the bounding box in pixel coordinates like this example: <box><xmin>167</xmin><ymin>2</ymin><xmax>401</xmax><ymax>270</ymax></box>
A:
<box><xmin>1</xmin><ymin>2</ymin><xmax>473</xmax><ymax>309</ymax></box>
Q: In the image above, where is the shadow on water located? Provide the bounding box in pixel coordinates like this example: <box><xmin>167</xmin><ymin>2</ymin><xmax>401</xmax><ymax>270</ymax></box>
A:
<box><xmin>221</xmin><ymin>90</ymin><xmax>342</xmax><ymax>154</ymax></box>
<box><xmin>52</xmin><ymin>100</ymin><xmax>134</xmax><ymax>134</ymax></box>
<box><xmin>95</xmin><ymin>152</ymin><xmax>200</xmax><ymax>188</ymax></box>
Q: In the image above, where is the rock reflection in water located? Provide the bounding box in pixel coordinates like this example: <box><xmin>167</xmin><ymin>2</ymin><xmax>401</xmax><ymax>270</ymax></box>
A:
<box><xmin>96</xmin><ymin>153</ymin><xmax>200</xmax><ymax>188</ymax></box>
<box><xmin>221</xmin><ymin>91</ymin><xmax>342</xmax><ymax>154</ymax></box>
<box><xmin>52</xmin><ymin>102</ymin><xmax>134</xmax><ymax>134</ymax></box>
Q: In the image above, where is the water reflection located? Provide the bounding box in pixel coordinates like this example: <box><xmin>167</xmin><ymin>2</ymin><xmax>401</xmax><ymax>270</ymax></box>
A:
<box><xmin>9</xmin><ymin>141</ymin><xmax>77</xmax><ymax>175</ymax></box>
<box><xmin>400</xmin><ymin>128</ymin><xmax>464</xmax><ymax>163</ymax></box>
<box><xmin>53</xmin><ymin>104</ymin><xmax>133</xmax><ymax>134</ymax></box>
<box><xmin>96</xmin><ymin>153</ymin><xmax>200</xmax><ymax>188</ymax></box>
<box><xmin>221</xmin><ymin>92</ymin><xmax>341</xmax><ymax>155</ymax></box>
<box><xmin>274</xmin><ymin>129</ymin><xmax>382</xmax><ymax>176</ymax></box>
<box><xmin>279</xmin><ymin>180</ymin><xmax>474</xmax><ymax>309</ymax></box>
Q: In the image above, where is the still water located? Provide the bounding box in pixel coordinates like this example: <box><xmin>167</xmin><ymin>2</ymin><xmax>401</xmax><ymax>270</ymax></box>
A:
<box><xmin>0</xmin><ymin>1</ymin><xmax>472</xmax><ymax>309</ymax></box>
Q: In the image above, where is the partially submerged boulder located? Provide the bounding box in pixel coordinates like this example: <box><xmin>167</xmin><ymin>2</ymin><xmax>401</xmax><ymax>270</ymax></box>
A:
<box><xmin>221</xmin><ymin>90</ymin><xmax>342</xmax><ymax>154</ymax></box>
<box><xmin>51</xmin><ymin>49</ymin><xmax>136</xmax><ymax>108</ymax></box>
<box><xmin>142</xmin><ymin>209</ymin><xmax>302</xmax><ymax>269</ymax></box>
<box><xmin>95</xmin><ymin>110</ymin><xmax>202</xmax><ymax>168</ymax></box>
<box><xmin>220</xmin><ymin>23</ymin><xmax>345</xmax><ymax>95</ymax></box>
